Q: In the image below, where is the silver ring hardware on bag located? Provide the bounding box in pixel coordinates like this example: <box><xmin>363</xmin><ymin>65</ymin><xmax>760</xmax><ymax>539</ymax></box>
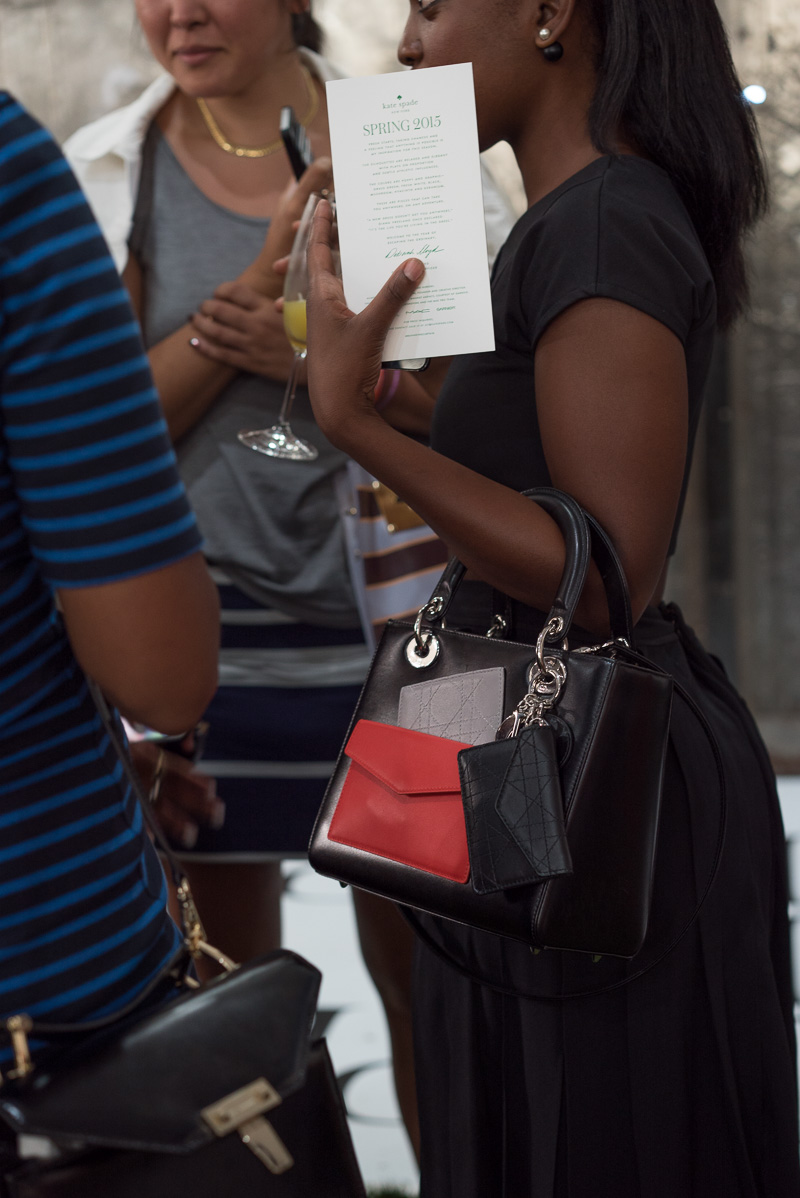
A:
<box><xmin>496</xmin><ymin>640</ymin><xmax>568</xmax><ymax>740</ymax></box>
<box><xmin>486</xmin><ymin>614</ymin><xmax>508</xmax><ymax>639</ymax></box>
<box><xmin>535</xmin><ymin>615</ymin><xmax>566</xmax><ymax>673</ymax></box>
<box><xmin>405</xmin><ymin>595</ymin><xmax>445</xmax><ymax>668</ymax></box>
<box><xmin>574</xmin><ymin>636</ymin><xmax>631</xmax><ymax>656</ymax></box>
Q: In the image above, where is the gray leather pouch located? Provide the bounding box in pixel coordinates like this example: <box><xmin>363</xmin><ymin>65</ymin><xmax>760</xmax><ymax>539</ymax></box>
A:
<box><xmin>398</xmin><ymin>667</ymin><xmax>505</xmax><ymax>746</ymax></box>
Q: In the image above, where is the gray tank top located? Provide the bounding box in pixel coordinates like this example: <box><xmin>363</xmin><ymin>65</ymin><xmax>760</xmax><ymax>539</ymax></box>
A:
<box><xmin>130</xmin><ymin>124</ymin><xmax>359</xmax><ymax>627</ymax></box>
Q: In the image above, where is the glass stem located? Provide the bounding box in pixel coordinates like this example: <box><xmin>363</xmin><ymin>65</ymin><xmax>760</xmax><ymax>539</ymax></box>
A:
<box><xmin>277</xmin><ymin>351</ymin><xmax>305</xmax><ymax>426</ymax></box>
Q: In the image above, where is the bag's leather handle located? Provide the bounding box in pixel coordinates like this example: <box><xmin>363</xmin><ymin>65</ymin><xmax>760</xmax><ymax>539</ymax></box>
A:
<box><xmin>425</xmin><ymin>557</ymin><xmax>467</xmax><ymax>621</ymax></box>
<box><xmin>583</xmin><ymin>511</ymin><xmax>634</xmax><ymax>644</ymax></box>
<box><xmin>426</xmin><ymin>490</ymin><xmax>590</xmax><ymax>631</ymax></box>
<box><xmin>423</xmin><ymin>488</ymin><xmax>633</xmax><ymax>644</ymax></box>
<box><xmin>525</xmin><ymin>489</ymin><xmax>634</xmax><ymax>643</ymax></box>
<box><xmin>521</xmin><ymin>489</ymin><xmax>591</xmax><ymax>638</ymax></box>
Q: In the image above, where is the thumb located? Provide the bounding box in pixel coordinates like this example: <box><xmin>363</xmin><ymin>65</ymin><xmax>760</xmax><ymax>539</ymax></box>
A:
<box><xmin>360</xmin><ymin>259</ymin><xmax>426</xmax><ymax>342</ymax></box>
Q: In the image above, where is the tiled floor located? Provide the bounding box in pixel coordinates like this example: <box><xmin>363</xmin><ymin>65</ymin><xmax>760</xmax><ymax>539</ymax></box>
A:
<box><xmin>282</xmin><ymin>777</ymin><xmax>800</xmax><ymax>1194</ymax></box>
<box><xmin>282</xmin><ymin>862</ymin><xmax>419</xmax><ymax>1194</ymax></box>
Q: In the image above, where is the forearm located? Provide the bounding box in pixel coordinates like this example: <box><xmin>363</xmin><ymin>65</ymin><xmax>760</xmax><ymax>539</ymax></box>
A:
<box><xmin>415</xmin><ymin>355</ymin><xmax>452</xmax><ymax>402</ymax></box>
<box><xmin>368</xmin><ymin>357</ymin><xmax>451</xmax><ymax>436</ymax></box>
<box><xmin>234</xmin><ymin>159</ymin><xmax>333</xmax><ymax>303</ymax></box>
<box><xmin>129</xmin><ymin>244</ymin><xmax>286</xmax><ymax>445</ymax></box>
<box><xmin>305</xmin><ymin>211</ymin><xmax>681</xmax><ymax>630</ymax></box>
<box><xmin>128</xmin><ymin>163</ymin><xmax>333</xmax><ymax>443</ymax></box>
<box><xmin>124</xmin><ymin>253</ymin><xmax>237</xmax><ymax>442</ymax></box>
<box><xmin>147</xmin><ymin>253</ymin><xmax>288</xmax><ymax>442</ymax></box>
<box><xmin>148</xmin><ymin>242</ymin><xmax>300</xmax><ymax>441</ymax></box>
<box><xmin>60</xmin><ymin>552</ymin><xmax>220</xmax><ymax>735</ymax></box>
<box><xmin>333</xmin><ymin>412</ymin><xmax>611</xmax><ymax>632</ymax></box>
<box><xmin>379</xmin><ymin>372</ymin><xmax>435</xmax><ymax>436</ymax></box>
<box><xmin>147</xmin><ymin>327</ymin><xmax>235</xmax><ymax>442</ymax></box>
<box><xmin>237</xmin><ymin>254</ymin><xmax>282</xmax><ymax>303</ymax></box>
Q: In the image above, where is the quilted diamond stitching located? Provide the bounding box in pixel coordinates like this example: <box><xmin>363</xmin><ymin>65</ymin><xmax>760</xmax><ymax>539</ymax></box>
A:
<box><xmin>399</xmin><ymin>668</ymin><xmax>504</xmax><ymax>745</ymax></box>
<box><xmin>459</xmin><ymin>726</ymin><xmax>572</xmax><ymax>896</ymax></box>
<box><xmin>495</xmin><ymin>726</ymin><xmax>572</xmax><ymax>878</ymax></box>
<box><xmin>459</xmin><ymin>742</ymin><xmax>532</xmax><ymax>893</ymax></box>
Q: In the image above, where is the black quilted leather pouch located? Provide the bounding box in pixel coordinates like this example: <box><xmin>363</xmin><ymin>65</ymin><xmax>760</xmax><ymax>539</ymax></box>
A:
<box><xmin>459</xmin><ymin>724</ymin><xmax>572</xmax><ymax>895</ymax></box>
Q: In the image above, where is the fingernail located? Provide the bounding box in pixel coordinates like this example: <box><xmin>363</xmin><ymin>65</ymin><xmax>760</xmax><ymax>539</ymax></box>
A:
<box><xmin>403</xmin><ymin>259</ymin><xmax>425</xmax><ymax>282</ymax></box>
<box><xmin>210</xmin><ymin>802</ymin><xmax>226</xmax><ymax>831</ymax></box>
<box><xmin>188</xmin><ymin>337</ymin><xmax>200</xmax><ymax>349</ymax></box>
<box><xmin>180</xmin><ymin>825</ymin><xmax>198</xmax><ymax>849</ymax></box>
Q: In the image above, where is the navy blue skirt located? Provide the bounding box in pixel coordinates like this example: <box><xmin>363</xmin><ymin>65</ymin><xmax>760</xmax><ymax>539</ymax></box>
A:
<box><xmin>184</xmin><ymin>575</ymin><xmax>370</xmax><ymax>860</ymax></box>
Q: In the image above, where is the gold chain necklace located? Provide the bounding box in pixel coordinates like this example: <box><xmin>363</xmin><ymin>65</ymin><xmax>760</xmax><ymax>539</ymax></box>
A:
<box><xmin>196</xmin><ymin>64</ymin><xmax>318</xmax><ymax>159</ymax></box>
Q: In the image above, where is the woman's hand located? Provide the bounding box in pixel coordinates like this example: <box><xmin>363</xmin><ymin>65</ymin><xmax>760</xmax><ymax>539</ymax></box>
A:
<box><xmin>189</xmin><ymin>282</ymin><xmax>295</xmax><ymax>380</ymax></box>
<box><xmin>242</xmin><ymin>158</ymin><xmax>334</xmax><ymax>301</ymax></box>
<box><xmin>125</xmin><ymin>167</ymin><xmax>333</xmax><ymax>442</ymax></box>
<box><xmin>306</xmin><ymin>199</ymin><xmax>425</xmax><ymax>449</ymax></box>
<box><xmin>129</xmin><ymin>738</ymin><xmax>224</xmax><ymax>851</ymax></box>
<box><xmin>188</xmin><ymin>162</ymin><xmax>337</xmax><ymax>379</ymax></box>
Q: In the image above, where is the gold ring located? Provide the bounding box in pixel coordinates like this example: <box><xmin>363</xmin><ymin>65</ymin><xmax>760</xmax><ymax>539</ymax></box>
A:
<box><xmin>149</xmin><ymin>746</ymin><xmax>166</xmax><ymax>805</ymax></box>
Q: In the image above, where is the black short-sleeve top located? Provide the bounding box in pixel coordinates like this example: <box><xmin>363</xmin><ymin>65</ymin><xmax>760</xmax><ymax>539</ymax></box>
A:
<box><xmin>431</xmin><ymin>155</ymin><xmax>716</xmax><ymax>553</ymax></box>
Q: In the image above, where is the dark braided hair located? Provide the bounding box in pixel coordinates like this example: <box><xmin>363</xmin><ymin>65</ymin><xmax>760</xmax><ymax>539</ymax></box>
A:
<box><xmin>292</xmin><ymin>10</ymin><xmax>323</xmax><ymax>54</ymax></box>
<box><xmin>584</xmin><ymin>0</ymin><xmax>767</xmax><ymax>328</ymax></box>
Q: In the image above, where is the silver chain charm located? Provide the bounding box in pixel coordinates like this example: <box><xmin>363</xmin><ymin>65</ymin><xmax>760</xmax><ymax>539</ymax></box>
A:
<box><xmin>496</xmin><ymin>618</ymin><xmax>568</xmax><ymax>740</ymax></box>
<box><xmin>405</xmin><ymin>595</ymin><xmax>445</xmax><ymax>669</ymax></box>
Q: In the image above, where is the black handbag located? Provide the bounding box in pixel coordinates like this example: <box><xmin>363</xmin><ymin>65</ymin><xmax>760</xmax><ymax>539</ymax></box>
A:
<box><xmin>0</xmin><ymin>689</ymin><xmax>366</xmax><ymax>1198</ymax></box>
<box><xmin>309</xmin><ymin>488</ymin><xmax>674</xmax><ymax>960</ymax></box>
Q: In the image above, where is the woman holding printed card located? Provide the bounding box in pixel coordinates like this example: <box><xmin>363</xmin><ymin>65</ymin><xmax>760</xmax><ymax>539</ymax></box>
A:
<box><xmin>66</xmin><ymin>0</ymin><xmax>514</xmax><ymax>1161</ymax></box>
<box><xmin>306</xmin><ymin>0</ymin><xmax>800</xmax><ymax>1194</ymax></box>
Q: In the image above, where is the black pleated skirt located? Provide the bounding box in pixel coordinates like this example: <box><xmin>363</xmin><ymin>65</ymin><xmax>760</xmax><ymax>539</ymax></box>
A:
<box><xmin>411</xmin><ymin>601</ymin><xmax>800</xmax><ymax>1197</ymax></box>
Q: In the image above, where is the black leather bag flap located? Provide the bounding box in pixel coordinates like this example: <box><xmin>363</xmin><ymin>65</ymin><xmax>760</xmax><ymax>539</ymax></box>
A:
<box><xmin>3</xmin><ymin>1041</ymin><xmax>366</xmax><ymax>1198</ymax></box>
<box><xmin>0</xmin><ymin>951</ymin><xmax>320</xmax><ymax>1155</ymax></box>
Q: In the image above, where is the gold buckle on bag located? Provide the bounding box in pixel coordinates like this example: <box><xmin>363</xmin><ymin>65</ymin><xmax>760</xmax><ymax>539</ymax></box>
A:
<box><xmin>1</xmin><ymin>1015</ymin><xmax>34</xmax><ymax>1083</ymax></box>
<box><xmin>185</xmin><ymin>882</ymin><xmax>293</xmax><ymax>1173</ymax></box>
<box><xmin>202</xmin><ymin>1077</ymin><xmax>293</xmax><ymax>1174</ymax></box>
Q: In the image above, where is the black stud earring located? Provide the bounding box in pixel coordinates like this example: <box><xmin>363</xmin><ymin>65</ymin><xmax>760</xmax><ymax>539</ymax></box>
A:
<box><xmin>538</xmin><ymin>27</ymin><xmax>564</xmax><ymax>61</ymax></box>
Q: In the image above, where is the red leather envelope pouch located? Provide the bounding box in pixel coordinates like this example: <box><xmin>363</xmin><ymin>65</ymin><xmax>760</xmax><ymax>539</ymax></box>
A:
<box><xmin>329</xmin><ymin>719</ymin><xmax>471</xmax><ymax>884</ymax></box>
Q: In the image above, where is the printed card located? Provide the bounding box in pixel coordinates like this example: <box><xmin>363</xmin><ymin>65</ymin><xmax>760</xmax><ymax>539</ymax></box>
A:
<box><xmin>326</xmin><ymin>63</ymin><xmax>495</xmax><ymax>361</ymax></box>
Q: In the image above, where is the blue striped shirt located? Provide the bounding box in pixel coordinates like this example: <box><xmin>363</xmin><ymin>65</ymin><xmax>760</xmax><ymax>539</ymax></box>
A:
<box><xmin>0</xmin><ymin>94</ymin><xmax>203</xmax><ymax>1055</ymax></box>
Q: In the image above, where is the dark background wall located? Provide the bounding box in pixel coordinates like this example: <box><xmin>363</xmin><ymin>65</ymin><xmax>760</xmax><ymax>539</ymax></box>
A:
<box><xmin>667</xmin><ymin>3</ymin><xmax>800</xmax><ymax>771</ymax></box>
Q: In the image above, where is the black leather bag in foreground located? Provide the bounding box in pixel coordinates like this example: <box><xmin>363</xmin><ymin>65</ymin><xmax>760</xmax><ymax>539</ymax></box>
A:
<box><xmin>310</xmin><ymin>488</ymin><xmax>674</xmax><ymax>959</ymax></box>
<box><xmin>0</xmin><ymin>691</ymin><xmax>365</xmax><ymax>1198</ymax></box>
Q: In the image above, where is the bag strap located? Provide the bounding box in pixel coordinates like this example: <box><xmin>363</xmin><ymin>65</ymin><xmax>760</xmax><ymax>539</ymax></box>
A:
<box><xmin>0</xmin><ymin>681</ymin><xmax>232</xmax><ymax>1049</ymax></box>
<box><xmin>404</xmin><ymin>665</ymin><xmax>728</xmax><ymax>1002</ymax></box>
<box><xmin>87</xmin><ymin>679</ymin><xmax>237</xmax><ymax>976</ymax></box>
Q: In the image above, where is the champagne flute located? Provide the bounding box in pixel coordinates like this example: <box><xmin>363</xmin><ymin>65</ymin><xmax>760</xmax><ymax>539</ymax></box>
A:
<box><xmin>238</xmin><ymin>191</ymin><xmax>326</xmax><ymax>460</ymax></box>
